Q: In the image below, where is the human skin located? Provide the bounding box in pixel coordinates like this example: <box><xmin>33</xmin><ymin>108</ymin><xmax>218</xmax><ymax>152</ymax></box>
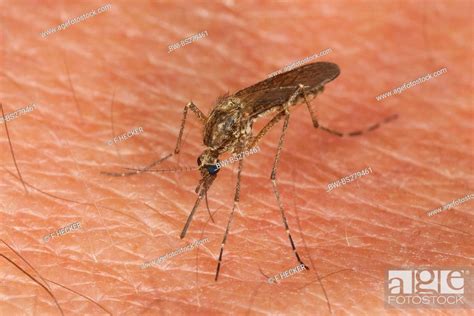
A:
<box><xmin>0</xmin><ymin>0</ymin><xmax>472</xmax><ymax>315</ymax></box>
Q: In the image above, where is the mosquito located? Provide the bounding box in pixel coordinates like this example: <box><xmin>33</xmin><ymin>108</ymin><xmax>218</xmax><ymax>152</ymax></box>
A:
<box><xmin>102</xmin><ymin>62</ymin><xmax>398</xmax><ymax>281</ymax></box>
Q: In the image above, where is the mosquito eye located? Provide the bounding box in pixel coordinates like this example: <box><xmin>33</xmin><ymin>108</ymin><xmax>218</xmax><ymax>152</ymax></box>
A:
<box><xmin>207</xmin><ymin>164</ymin><xmax>220</xmax><ymax>175</ymax></box>
<box><xmin>197</xmin><ymin>157</ymin><xmax>202</xmax><ymax>166</ymax></box>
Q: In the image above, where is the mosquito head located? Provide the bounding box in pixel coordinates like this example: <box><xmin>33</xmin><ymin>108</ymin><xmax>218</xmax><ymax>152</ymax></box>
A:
<box><xmin>197</xmin><ymin>149</ymin><xmax>221</xmax><ymax>176</ymax></box>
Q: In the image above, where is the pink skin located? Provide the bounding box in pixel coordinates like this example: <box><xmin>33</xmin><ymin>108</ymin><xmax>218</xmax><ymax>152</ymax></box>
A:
<box><xmin>0</xmin><ymin>1</ymin><xmax>472</xmax><ymax>315</ymax></box>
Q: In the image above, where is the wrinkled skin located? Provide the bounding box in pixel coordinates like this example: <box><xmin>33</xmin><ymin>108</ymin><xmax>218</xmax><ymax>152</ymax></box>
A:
<box><xmin>0</xmin><ymin>1</ymin><xmax>472</xmax><ymax>315</ymax></box>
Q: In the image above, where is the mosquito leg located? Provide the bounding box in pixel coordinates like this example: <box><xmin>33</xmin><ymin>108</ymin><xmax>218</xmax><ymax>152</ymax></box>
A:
<box><xmin>215</xmin><ymin>155</ymin><xmax>244</xmax><ymax>281</ymax></box>
<box><xmin>102</xmin><ymin>101</ymin><xmax>206</xmax><ymax>177</ymax></box>
<box><xmin>318</xmin><ymin>113</ymin><xmax>398</xmax><ymax>137</ymax></box>
<box><xmin>247</xmin><ymin>110</ymin><xmax>286</xmax><ymax>149</ymax></box>
<box><xmin>302</xmin><ymin>88</ymin><xmax>398</xmax><ymax>137</ymax></box>
<box><xmin>100</xmin><ymin>153</ymin><xmax>172</xmax><ymax>177</ymax></box>
<box><xmin>174</xmin><ymin>101</ymin><xmax>206</xmax><ymax>154</ymax></box>
<box><xmin>248</xmin><ymin>84</ymin><xmax>310</xmax><ymax>149</ymax></box>
<box><xmin>270</xmin><ymin>87</ymin><xmax>309</xmax><ymax>268</ymax></box>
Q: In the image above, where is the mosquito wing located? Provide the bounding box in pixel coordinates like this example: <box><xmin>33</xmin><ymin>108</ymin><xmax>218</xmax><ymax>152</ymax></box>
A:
<box><xmin>234</xmin><ymin>62</ymin><xmax>340</xmax><ymax>119</ymax></box>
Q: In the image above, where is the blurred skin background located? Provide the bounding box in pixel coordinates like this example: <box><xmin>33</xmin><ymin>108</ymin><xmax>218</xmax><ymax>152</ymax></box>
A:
<box><xmin>0</xmin><ymin>0</ymin><xmax>472</xmax><ymax>315</ymax></box>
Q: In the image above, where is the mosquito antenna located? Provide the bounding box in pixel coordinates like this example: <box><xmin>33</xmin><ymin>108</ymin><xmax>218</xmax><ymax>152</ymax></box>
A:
<box><xmin>101</xmin><ymin>153</ymin><xmax>172</xmax><ymax>177</ymax></box>
<box><xmin>125</xmin><ymin>165</ymin><xmax>199</xmax><ymax>173</ymax></box>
